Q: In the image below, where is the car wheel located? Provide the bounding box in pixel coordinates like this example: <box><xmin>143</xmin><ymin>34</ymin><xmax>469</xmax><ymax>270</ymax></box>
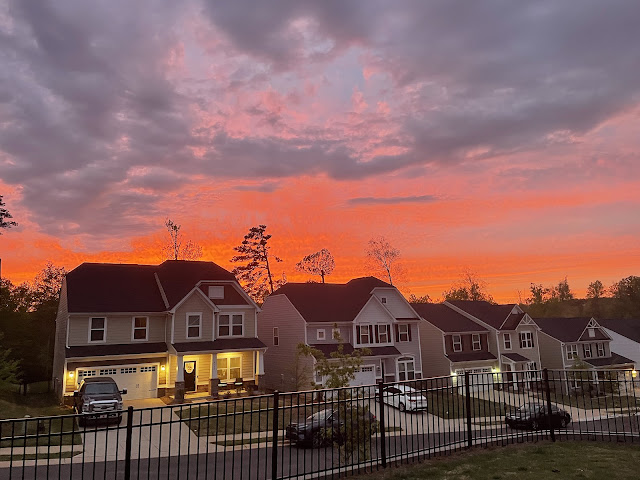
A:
<box><xmin>531</xmin><ymin>420</ymin><xmax>540</xmax><ymax>431</ymax></box>
<box><xmin>311</xmin><ymin>432</ymin><xmax>323</xmax><ymax>448</ymax></box>
<box><xmin>559</xmin><ymin>417</ymin><xmax>567</xmax><ymax>428</ymax></box>
<box><xmin>399</xmin><ymin>402</ymin><xmax>406</xmax><ymax>412</ymax></box>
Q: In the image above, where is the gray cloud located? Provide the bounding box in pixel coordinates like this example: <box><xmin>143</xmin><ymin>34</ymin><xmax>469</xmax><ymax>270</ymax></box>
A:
<box><xmin>233</xmin><ymin>181</ymin><xmax>282</xmax><ymax>193</ymax></box>
<box><xmin>347</xmin><ymin>195</ymin><xmax>439</xmax><ymax>206</ymax></box>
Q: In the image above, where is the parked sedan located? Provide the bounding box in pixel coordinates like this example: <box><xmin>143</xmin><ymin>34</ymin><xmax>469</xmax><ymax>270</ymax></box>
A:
<box><xmin>505</xmin><ymin>402</ymin><xmax>571</xmax><ymax>430</ymax></box>
<box><xmin>383</xmin><ymin>385</ymin><xmax>428</xmax><ymax>412</ymax></box>
<box><xmin>285</xmin><ymin>407</ymin><xmax>377</xmax><ymax>447</ymax></box>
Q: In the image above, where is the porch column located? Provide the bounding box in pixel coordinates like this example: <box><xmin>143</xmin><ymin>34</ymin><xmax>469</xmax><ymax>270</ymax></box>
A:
<box><xmin>175</xmin><ymin>354</ymin><xmax>185</xmax><ymax>403</ymax></box>
<box><xmin>209</xmin><ymin>353</ymin><xmax>219</xmax><ymax>396</ymax></box>
<box><xmin>257</xmin><ymin>350</ymin><xmax>265</xmax><ymax>376</ymax></box>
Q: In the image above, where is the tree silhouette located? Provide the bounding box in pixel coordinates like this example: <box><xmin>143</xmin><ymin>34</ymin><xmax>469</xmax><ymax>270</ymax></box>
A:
<box><xmin>295</xmin><ymin>248</ymin><xmax>335</xmax><ymax>283</ymax></box>
<box><xmin>163</xmin><ymin>219</ymin><xmax>203</xmax><ymax>261</ymax></box>
<box><xmin>0</xmin><ymin>196</ymin><xmax>17</xmax><ymax>233</ymax></box>
<box><xmin>365</xmin><ymin>236</ymin><xmax>400</xmax><ymax>285</ymax></box>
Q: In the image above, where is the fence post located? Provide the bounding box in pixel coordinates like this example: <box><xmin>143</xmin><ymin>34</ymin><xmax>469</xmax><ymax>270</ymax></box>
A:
<box><xmin>464</xmin><ymin>371</ymin><xmax>472</xmax><ymax>449</ymax></box>
<box><xmin>377</xmin><ymin>380</ymin><xmax>387</xmax><ymax>468</ymax></box>
<box><xmin>124</xmin><ymin>406</ymin><xmax>134</xmax><ymax>480</ymax></box>
<box><xmin>543</xmin><ymin>369</ymin><xmax>555</xmax><ymax>442</ymax></box>
<box><xmin>271</xmin><ymin>391</ymin><xmax>279</xmax><ymax>480</ymax></box>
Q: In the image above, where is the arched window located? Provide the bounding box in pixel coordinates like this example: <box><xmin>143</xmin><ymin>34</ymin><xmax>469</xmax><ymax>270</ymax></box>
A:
<box><xmin>398</xmin><ymin>356</ymin><xmax>415</xmax><ymax>381</ymax></box>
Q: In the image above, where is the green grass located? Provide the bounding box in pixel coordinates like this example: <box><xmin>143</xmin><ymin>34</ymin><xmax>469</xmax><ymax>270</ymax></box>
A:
<box><xmin>354</xmin><ymin>442</ymin><xmax>640</xmax><ymax>480</ymax></box>
<box><xmin>0</xmin><ymin>451</ymin><xmax>80</xmax><ymax>461</ymax></box>
<box><xmin>423</xmin><ymin>389</ymin><xmax>506</xmax><ymax>419</ymax></box>
<box><xmin>537</xmin><ymin>391</ymin><xmax>640</xmax><ymax>411</ymax></box>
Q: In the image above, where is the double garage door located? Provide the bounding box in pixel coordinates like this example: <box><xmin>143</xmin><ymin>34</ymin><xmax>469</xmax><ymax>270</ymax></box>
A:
<box><xmin>455</xmin><ymin>367</ymin><xmax>492</xmax><ymax>392</ymax></box>
<box><xmin>77</xmin><ymin>364</ymin><xmax>158</xmax><ymax>400</ymax></box>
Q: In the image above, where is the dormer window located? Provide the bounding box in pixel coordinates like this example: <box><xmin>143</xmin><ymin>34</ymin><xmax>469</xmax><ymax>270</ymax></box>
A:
<box><xmin>452</xmin><ymin>334</ymin><xmax>462</xmax><ymax>352</ymax></box>
<box><xmin>208</xmin><ymin>286</ymin><xmax>224</xmax><ymax>299</ymax></box>
<box><xmin>588</xmin><ymin>328</ymin><xmax>595</xmax><ymax>338</ymax></box>
<box><xmin>317</xmin><ymin>329</ymin><xmax>326</xmax><ymax>341</ymax></box>
<box><xmin>472</xmin><ymin>334</ymin><xmax>481</xmax><ymax>351</ymax></box>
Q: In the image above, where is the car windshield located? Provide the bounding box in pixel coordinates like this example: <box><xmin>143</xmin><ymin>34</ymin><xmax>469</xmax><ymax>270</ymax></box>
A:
<box><xmin>84</xmin><ymin>383</ymin><xmax>118</xmax><ymax>395</ymax></box>
<box><xmin>517</xmin><ymin>403</ymin><xmax>541</xmax><ymax>413</ymax></box>
<box><xmin>307</xmin><ymin>410</ymin><xmax>332</xmax><ymax>422</ymax></box>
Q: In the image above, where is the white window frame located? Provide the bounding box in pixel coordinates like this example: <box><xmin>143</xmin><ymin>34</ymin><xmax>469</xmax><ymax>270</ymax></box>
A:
<box><xmin>503</xmin><ymin>333</ymin><xmax>512</xmax><ymax>350</ymax></box>
<box><xmin>472</xmin><ymin>334</ymin><xmax>481</xmax><ymax>351</ymax></box>
<box><xmin>208</xmin><ymin>286</ymin><xmax>224</xmax><ymax>299</ymax></box>
<box><xmin>452</xmin><ymin>334</ymin><xmax>462</xmax><ymax>353</ymax></box>
<box><xmin>273</xmin><ymin>327</ymin><xmax>279</xmax><ymax>346</ymax></box>
<box><xmin>186</xmin><ymin>313</ymin><xmax>202</xmax><ymax>339</ymax></box>
<box><xmin>217</xmin><ymin>355</ymin><xmax>242</xmax><ymax>382</ymax></box>
<box><xmin>317</xmin><ymin>329</ymin><xmax>326</xmax><ymax>341</ymax></box>
<box><xmin>398</xmin><ymin>324</ymin><xmax>410</xmax><ymax>342</ymax></box>
<box><xmin>597</xmin><ymin>343</ymin><xmax>605</xmax><ymax>357</ymax></box>
<box><xmin>358</xmin><ymin>325</ymin><xmax>371</xmax><ymax>345</ymax></box>
<box><xmin>218</xmin><ymin>313</ymin><xmax>244</xmax><ymax>337</ymax></box>
<box><xmin>566</xmin><ymin>344</ymin><xmax>578</xmax><ymax>360</ymax></box>
<box><xmin>397</xmin><ymin>356</ymin><xmax>415</xmax><ymax>381</ymax></box>
<box><xmin>88</xmin><ymin>317</ymin><xmax>107</xmax><ymax>343</ymax></box>
<box><xmin>376</xmin><ymin>324</ymin><xmax>391</xmax><ymax>344</ymax></box>
<box><xmin>131</xmin><ymin>316</ymin><xmax>149</xmax><ymax>341</ymax></box>
<box><xmin>520</xmin><ymin>331</ymin><xmax>533</xmax><ymax>349</ymax></box>
<box><xmin>583</xmin><ymin>343</ymin><xmax>593</xmax><ymax>358</ymax></box>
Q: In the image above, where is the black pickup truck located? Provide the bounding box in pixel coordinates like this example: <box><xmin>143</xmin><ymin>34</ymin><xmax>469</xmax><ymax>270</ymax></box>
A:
<box><xmin>73</xmin><ymin>377</ymin><xmax>127</xmax><ymax>426</ymax></box>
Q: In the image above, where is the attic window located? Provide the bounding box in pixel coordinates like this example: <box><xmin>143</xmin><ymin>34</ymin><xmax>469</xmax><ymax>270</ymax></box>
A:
<box><xmin>381</xmin><ymin>297</ymin><xmax>387</xmax><ymax>304</ymax></box>
<box><xmin>588</xmin><ymin>328</ymin><xmax>595</xmax><ymax>338</ymax></box>
<box><xmin>208</xmin><ymin>286</ymin><xmax>224</xmax><ymax>299</ymax></box>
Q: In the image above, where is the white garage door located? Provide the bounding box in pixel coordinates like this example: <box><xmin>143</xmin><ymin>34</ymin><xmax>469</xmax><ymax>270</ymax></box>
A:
<box><xmin>77</xmin><ymin>364</ymin><xmax>158</xmax><ymax>400</ymax></box>
<box><xmin>351</xmin><ymin>365</ymin><xmax>377</xmax><ymax>387</ymax></box>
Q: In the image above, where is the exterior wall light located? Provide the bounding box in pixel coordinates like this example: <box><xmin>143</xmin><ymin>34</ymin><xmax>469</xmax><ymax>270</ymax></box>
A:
<box><xmin>161</xmin><ymin>365</ymin><xmax>166</xmax><ymax>371</ymax></box>
<box><xmin>68</xmin><ymin>372</ymin><xmax>74</xmax><ymax>378</ymax></box>
<box><xmin>633</xmin><ymin>370</ymin><xmax>637</xmax><ymax>378</ymax></box>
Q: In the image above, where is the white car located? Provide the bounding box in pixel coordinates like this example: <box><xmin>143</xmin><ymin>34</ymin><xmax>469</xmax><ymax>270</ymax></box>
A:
<box><xmin>383</xmin><ymin>384</ymin><xmax>428</xmax><ymax>412</ymax></box>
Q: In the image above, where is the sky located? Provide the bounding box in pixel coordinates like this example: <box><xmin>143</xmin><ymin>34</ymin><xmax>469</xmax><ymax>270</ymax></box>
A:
<box><xmin>1</xmin><ymin>0</ymin><xmax>639</xmax><ymax>302</ymax></box>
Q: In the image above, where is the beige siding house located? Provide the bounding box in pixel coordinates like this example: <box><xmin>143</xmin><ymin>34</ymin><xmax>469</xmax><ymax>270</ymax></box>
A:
<box><xmin>257</xmin><ymin>277</ymin><xmax>424</xmax><ymax>391</ymax></box>
<box><xmin>52</xmin><ymin>260</ymin><xmax>266</xmax><ymax>403</ymax></box>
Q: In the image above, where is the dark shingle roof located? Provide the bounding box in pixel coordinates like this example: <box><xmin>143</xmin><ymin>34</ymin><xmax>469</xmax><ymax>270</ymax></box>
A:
<box><xmin>447</xmin><ymin>300</ymin><xmax>516</xmax><ymax>329</ymax></box>
<box><xmin>534</xmin><ymin>317</ymin><xmax>595</xmax><ymax>342</ymax></box>
<box><xmin>446</xmin><ymin>351</ymin><xmax>497</xmax><ymax>362</ymax></box>
<box><xmin>66</xmin><ymin>342</ymin><xmax>168</xmax><ymax>358</ymax></box>
<box><xmin>502</xmin><ymin>312</ymin><xmax>526</xmax><ymax>330</ymax></box>
<box><xmin>502</xmin><ymin>352</ymin><xmax>531</xmax><ymax>362</ymax></box>
<box><xmin>412</xmin><ymin>303</ymin><xmax>487</xmax><ymax>333</ymax></box>
<box><xmin>271</xmin><ymin>277</ymin><xmax>392</xmax><ymax>323</ymax></box>
<box><xmin>308</xmin><ymin>343</ymin><xmax>400</xmax><ymax>358</ymax></box>
<box><xmin>585</xmin><ymin>352</ymin><xmax>634</xmax><ymax>368</ymax></box>
<box><xmin>172</xmin><ymin>338</ymin><xmax>266</xmax><ymax>353</ymax></box>
<box><xmin>598</xmin><ymin>318</ymin><xmax>640</xmax><ymax>343</ymax></box>
<box><xmin>66</xmin><ymin>260</ymin><xmax>237</xmax><ymax>313</ymax></box>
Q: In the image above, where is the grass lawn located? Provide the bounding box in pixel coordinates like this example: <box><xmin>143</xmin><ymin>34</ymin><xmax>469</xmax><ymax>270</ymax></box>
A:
<box><xmin>354</xmin><ymin>441</ymin><xmax>640</xmax><ymax>480</ymax></box>
<box><xmin>535</xmin><ymin>391</ymin><xmax>640</xmax><ymax>411</ymax></box>
<box><xmin>0</xmin><ymin>451</ymin><xmax>80</xmax><ymax>461</ymax></box>
<box><xmin>423</xmin><ymin>389</ymin><xmax>506</xmax><ymax>419</ymax></box>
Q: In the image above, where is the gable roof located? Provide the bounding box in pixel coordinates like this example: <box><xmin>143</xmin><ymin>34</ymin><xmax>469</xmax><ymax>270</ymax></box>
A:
<box><xmin>412</xmin><ymin>303</ymin><xmax>488</xmax><ymax>333</ymax></box>
<box><xmin>446</xmin><ymin>300</ymin><xmax>517</xmax><ymax>330</ymax></box>
<box><xmin>271</xmin><ymin>276</ymin><xmax>393</xmax><ymax>323</ymax></box>
<box><xmin>534</xmin><ymin>317</ymin><xmax>599</xmax><ymax>342</ymax></box>
<box><xmin>66</xmin><ymin>260</ymin><xmax>238</xmax><ymax>313</ymax></box>
<box><xmin>598</xmin><ymin>318</ymin><xmax>640</xmax><ymax>343</ymax></box>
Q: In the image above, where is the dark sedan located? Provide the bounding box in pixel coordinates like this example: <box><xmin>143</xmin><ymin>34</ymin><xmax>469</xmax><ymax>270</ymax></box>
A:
<box><xmin>285</xmin><ymin>407</ymin><xmax>377</xmax><ymax>447</ymax></box>
<box><xmin>505</xmin><ymin>402</ymin><xmax>571</xmax><ymax>430</ymax></box>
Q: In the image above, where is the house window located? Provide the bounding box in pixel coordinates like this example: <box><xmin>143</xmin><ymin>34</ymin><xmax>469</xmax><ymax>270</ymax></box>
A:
<box><xmin>219</xmin><ymin>314</ymin><xmax>243</xmax><ymax>337</ymax></box>
<box><xmin>472</xmin><ymin>334</ymin><xmax>481</xmax><ymax>351</ymax></box>
<box><xmin>89</xmin><ymin>317</ymin><xmax>106</xmax><ymax>342</ymax></box>
<box><xmin>566</xmin><ymin>344</ymin><xmax>578</xmax><ymax>360</ymax></box>
<box><xmin>381</xmin><ymin>297</ymin><xmax>387</xmax><ymax>304</ymax></box>
<box><xmin>317</xmin><ymin>329</ymin><xmax>326</xmax><ymax>341</ymax></box>
<box><xmin>588</xmin><ymin>328</ymin><xmax>595</xmax><ymax>338</ymax></box>
<box><xmin>397</xmin><ymin>324</ymin><xmax>410</xmax><ymax>342</ymax></box>
<box><xmin>132</xmin><ymin>316</ymin><xmax>148</xmax><ymax>341</ymax></box>
<box><xmin>503</xmin><ymin>333</ymin><xmax>512</xmax><ymax>350</ymax></box>
<box><xmin>273</xmin><ymin>327</ymin><xmax>279</xmax><ymax>346</ymax></box>
<box><xmin>519</xmin><ymin>331</ymin><xmax>534</xmax><ymax>349</ymax></box>
<box><xmin>583</xmin><ymin>344</ymin><xmax>593</xmax><ymax>358</ymax></box>
<box><xmin>357</xmin><ymin>325</ymin><xmax>372</xmax><ymax>344</ymax></box>
<box><xmin>452</xmin><ymin>335</ymin><xmax>462</xmax><ymax>352</ymax></box>
<box><xmin>597</xmin><ymin>343</ymin><xmax>605</xmax><ymax>357</ymax></box>
<box><xmin>186</xmin><ymin>313</ymin><xmax>201</xmax><ymax>339</ymax></box>
<box><xmin>398</xmin><ymin>357</ymin><xmax>415</xmax><ymax>381</ymax></box>
<box><xmin>217</xmin><ymin>356</ymin><xmax>241</xmax><ymax>381</ymax></box>
<box><xmin>208</xmin><ymin>286</ymin><xmax>224</xmax><ymax>299</ymax></box>
<box><xmin>375</xmin><ymin>324</ymin><xmax>391</xmax><ymax>343</ymax></box>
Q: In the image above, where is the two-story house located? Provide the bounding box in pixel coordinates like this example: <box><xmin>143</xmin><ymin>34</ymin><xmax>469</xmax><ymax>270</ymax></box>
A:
<box><xmin>257</xmin><ymin>277</ymin><xmax>423</xmax><ymax>391</ymax></box>
<box><xmin>52</xmin><ymin>260</ymin><xmax>266</xmax><ymax>403</ymax></box>
<box><xmin>445</xmin><ymin>300</ymin><xmax>542</xmax><ymax>386</ymax></box>
<box><xmin>598</xmin><ymin>318</ymin><xmax>640</xmax><ymax>368</ymax></box>
<box><xmin>413</xmin><ymin>303</ymin><xmax>497</xmax><ymax>390</ymax></box>
<box><xmin>535</xmin><ymin>317</ymin><xmax>635</xmax><ymax>392</ymax></box>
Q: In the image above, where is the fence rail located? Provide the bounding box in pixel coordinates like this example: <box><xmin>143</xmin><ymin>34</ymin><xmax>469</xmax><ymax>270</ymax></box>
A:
<box><xmin>1</xmin><ymin>369</ymin><xmax>639</xmax><ymax>479</ymax></box>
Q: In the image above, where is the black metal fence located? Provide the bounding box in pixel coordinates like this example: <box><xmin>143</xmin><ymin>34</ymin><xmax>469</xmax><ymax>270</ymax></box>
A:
<box><xmin>1</xmin><ymin>369</ymin><xmax>639</xmax><ymax>479</ymax></box>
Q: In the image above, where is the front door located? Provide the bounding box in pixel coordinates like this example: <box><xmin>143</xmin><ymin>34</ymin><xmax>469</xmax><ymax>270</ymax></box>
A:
<box><xmin>184</xmin><ymin>361</ymin><xmax>196</xmax><ymax>392</ymax></box>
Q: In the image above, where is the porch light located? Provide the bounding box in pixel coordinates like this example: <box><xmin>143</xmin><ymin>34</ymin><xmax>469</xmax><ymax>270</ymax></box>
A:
<box><xmin>450</xmin><ymin>371</ymin><xmax>457</xmax><ymax>377</ymax></box>
<box><xmin>68</xmin><ymin>372</ymin><xmax>74</xmax><ymax>378</ymax></box>
<box><xmin>161</xmin><ymin>365</ymin><xmax>166</xmax><ymax>371</ymax></box>
<box><xmin>492</xmin><ymin>367</ymin><xmax>500</xmax><ymax>373</ymax></box>
<box><xmin>633</xmin><ymin>370</ymin><xmax>637</xmax><ymax>378</ymax></box>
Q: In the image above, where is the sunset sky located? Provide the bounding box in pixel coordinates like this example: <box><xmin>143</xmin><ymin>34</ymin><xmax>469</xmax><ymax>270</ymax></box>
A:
<box><xmin>1</xmin><ymin>1</ymin><xmax>639</xmax><ymax>302</ymax></box>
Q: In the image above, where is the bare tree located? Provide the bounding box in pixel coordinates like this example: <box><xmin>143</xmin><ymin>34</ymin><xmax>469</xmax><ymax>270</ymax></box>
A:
<box><xmin>365</xmin><ymin>236</ymin><xmax>400</xmax><ymax>285</ymax></box>
<box><xmin>295</xmin><ymin>248</ymin><xmax>335</xmax><ymax>283</ymax></box>
<box><xmin>0</xmin><ymin>196</ymin><xmax>17</xmax><ymax>233</ymax></box>
<box><xmin>163</xmin><ymin>219</ymin><xmax>203</xmax><ymax>261</ymax></box>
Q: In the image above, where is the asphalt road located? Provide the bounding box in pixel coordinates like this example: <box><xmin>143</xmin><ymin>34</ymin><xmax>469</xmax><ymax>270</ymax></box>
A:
<box><xmin>4</xmin><ymin>414</ymin><xmax>640</xmax><ymax>480</ymax></box>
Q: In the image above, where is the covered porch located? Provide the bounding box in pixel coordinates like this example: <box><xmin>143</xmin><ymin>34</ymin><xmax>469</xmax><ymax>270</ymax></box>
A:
<box><xmin>500</xmin><ymin>353</ymin><xmax>540</xmax><ymax>390</ymax></box>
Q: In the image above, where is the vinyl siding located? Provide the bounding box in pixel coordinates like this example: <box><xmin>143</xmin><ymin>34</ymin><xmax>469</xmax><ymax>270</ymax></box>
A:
<box><xmin>354</xmin><ymin>298</ymin><xmax>394</xmax><ymax>326</ymax></box>
<box><xmin>444</xmin><ymin>333</ymin><xmax>490</xmax><ymax>355</ymax></box>
<box><xmin>258</xmin><ymin>294</ymin><xmax>312</xmax><ymax>391</ymax></box>
<box><xmin>52</xmin><ymin>280</ymin><xmax>69</xmax><ymax>398</ymax></box>
<box><xmin>395</xmin><ymin>323</ymin><xmax>422</xmax><ymax>374</ymax></box>
<box><xmin>67</xmin><ymin>314</ymin><xmax>166</xmax><ymax>346</ymax></box>
<box><xmin>173</xmin><ymin>291</ymin><xmax>215</xmax><ymax>343</ymax></box>
<box><xmin>537</xmin><ymin>331</ymin><xmax>565</xmax><ymax>369</ymax></box>
<box><xmin>603</xmin><ymin>328</ymin><xmax>640</xmax><ymax>367</ymax></box>
<box><xmin>417</xmin><ymin>320</ymin><xmax>452</xmax><ymax>378</ymax></box>
<box><xmin>372</xmin><ymin>289</ymin><xmax>417</xmax><ymax>318</ymax></box>
<box><xmin>216</xmin><ymin>306</ymin><xmax>257</xmax><ymax>338</ymax></box>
